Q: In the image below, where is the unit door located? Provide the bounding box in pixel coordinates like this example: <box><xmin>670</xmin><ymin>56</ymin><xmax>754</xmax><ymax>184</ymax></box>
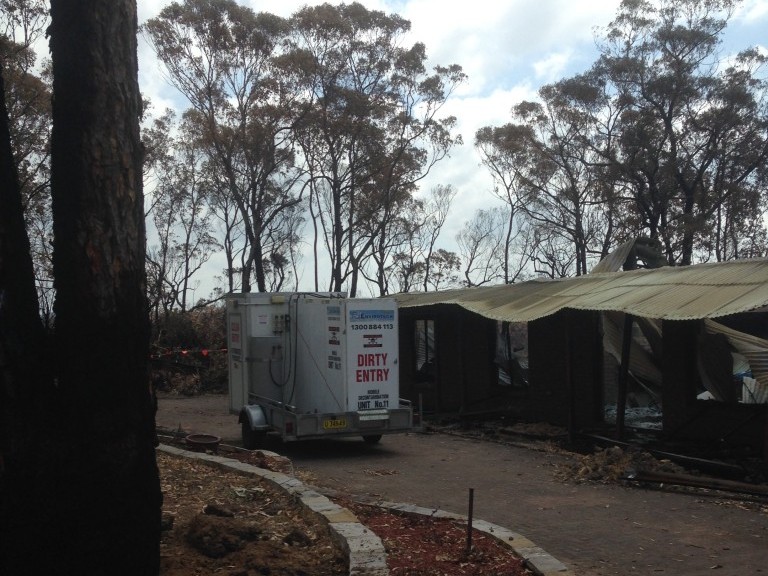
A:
<box><xmin>345</xmin><ymin>299</ymin><xmax>399</xmax><ymax>412</ymax></box>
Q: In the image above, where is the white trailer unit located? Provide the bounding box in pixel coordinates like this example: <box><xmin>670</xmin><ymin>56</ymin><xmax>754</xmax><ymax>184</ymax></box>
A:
<box><xmin>227</xmin><ymin>292</ymin><xmax>412</xmax><ymax>447</ymax></box>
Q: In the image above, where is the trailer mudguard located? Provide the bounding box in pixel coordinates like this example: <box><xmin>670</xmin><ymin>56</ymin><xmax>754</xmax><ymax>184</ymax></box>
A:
<box><xmin>239</xmin><ymin>404</ymin><xmax>269</xmax><ymax>431</ymax></box>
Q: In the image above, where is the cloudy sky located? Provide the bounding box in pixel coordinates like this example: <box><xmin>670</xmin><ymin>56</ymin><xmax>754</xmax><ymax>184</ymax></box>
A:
<box><xmin>135</xmin><ymin>0</ymin><xmax>768</xmax><ymax>294</ymax></box>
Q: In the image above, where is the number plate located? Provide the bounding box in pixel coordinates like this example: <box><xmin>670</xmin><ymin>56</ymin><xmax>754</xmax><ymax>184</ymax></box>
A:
<box><xmin>323</xmin><ymin>418</ymin><xmax>347</xmax><ymax>430</ymax></box>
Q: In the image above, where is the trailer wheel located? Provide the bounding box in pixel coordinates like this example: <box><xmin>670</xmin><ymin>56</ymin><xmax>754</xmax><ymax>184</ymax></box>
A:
<box><xmin>362</xmin><ymin>434</ymin><xmax>382</xmax><ymax>444</ymax></box>
<box><xmin>242</xmin><ymin>421</ymin><xmax>265</xmax><ymax>450</ymax></box>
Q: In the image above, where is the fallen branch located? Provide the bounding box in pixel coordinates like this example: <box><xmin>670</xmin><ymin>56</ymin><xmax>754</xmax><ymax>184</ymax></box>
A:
<box><xmin>625</xmin><ymin>469</ymin><xmax>768</xmax><ymax>498</ymax></box>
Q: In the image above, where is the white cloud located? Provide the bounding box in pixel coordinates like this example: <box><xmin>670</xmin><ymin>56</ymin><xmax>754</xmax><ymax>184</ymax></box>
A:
<box><xmin>533</xmin><ymin>50</ymin><xmax>574</xmax><ymax>82</ymax></box>
<box><xmin>729</xmin><ymin>0</ymin><xmax>768</xmax><ymax>55</ymax></box>
<box><xmin>138</xmin><ymin>0</ymin><xmax>171</xmax><ymax>23</ymax></box>
<box><xmin>395</xmin><ymin>0</ymin><xmax>620</xmax><ymax>95</ymax></box>
<box><xmin>734</xmin><ymin>0</ymin><xmax>768</xmax><ymax>23</ymax></box>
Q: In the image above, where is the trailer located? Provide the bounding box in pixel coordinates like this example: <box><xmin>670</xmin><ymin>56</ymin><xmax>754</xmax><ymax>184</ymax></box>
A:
<box><xmin>226</xmin><ymin>292</ymin><xmax>413</xmax><ymax>448</ymax></box>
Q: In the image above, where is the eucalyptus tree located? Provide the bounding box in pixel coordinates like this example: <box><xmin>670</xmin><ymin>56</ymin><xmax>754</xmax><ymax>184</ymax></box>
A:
<box><xmin>477</xmin><ymin>0</ymin><xmax>767</xmax><ymax>271</ymax></box>
<box><xmin>425</xmin><ymin>248</ymin><xmax>461</xmax><ymax>291</ymax></box>
<box><xmin>457</xmin><ymin>207</ymin><xmax>507</xmax><ymax>286</ymax></box>
<box><xmin>529</xmin><ymin>223</ymin><xmax>579</xmax><ymax>278</ymax></box>
<box><xmin>475</xmin><ymin>124</ymin><xmax>539</xmax><ymax>282</ymax></box>
<box><xmin>255</xmin><ymin>192</ymin><xmax>304</xmax><ymax>291</ymax></box>
<box><xmin>208</xmin><ymin>170</ymin><xmax>245</xmax><ymax>292</ymax></box>
<box><xmin>367</xmin><ymin>184</ymin><xmax>455</xmax><ymax>295</ymax></box>
<box><xmin>1</xmin><ymin>14</ymin><xmax>49</xmax><ymax>206</ymax></box>
<box><xmin>143</xmin><ymin>0</ymin><xmax>306</xmax><ymax>293</ymax></box>
<box><xmin>417</xmin><ymin>184</ymin><xmax>456</xmax><ymax>291</ymax></box>
<box><xmin>567</xmin><ymin>0</ymin><xmax>768</xmax><ymax>265</ymax></box>
<box><xmin>361</xmin><ymin>195</ymin><xmax>410</xmax><ymax>295</ymax></box>
<box><xmin>144</xmin><ymin>112</ymin><xmax>221</xmax><ymax>317</ymax></box>
<box><xmin>289</xmin><ymin>2</ymin><xmax>464</xmax><ymax>296</ymax></box>
<box><xmin>476</xmin><ymin>93</ymin><xmax>613</xmax><ymax>276</ymax></box>
<box><xmin>521</xmin><ymin>91</ymin><xmax>616</xmax><ymax>275</ymax></box>
<box><xmin>390</xmin><ymin>233</ymin><xmax>426</xmax><ymax>293</ymax></box>
<box><xmin>1</xmin><ymin>0</ymin><xmax>53</xmax><ymax>318</ymax></box>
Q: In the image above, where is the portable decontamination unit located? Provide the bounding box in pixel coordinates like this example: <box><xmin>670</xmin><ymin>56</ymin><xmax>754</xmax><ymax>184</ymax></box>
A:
<box><xmin>227</xmin><ymin>292</ymin><xmax>413</xmax><ymax>447</ymax></box>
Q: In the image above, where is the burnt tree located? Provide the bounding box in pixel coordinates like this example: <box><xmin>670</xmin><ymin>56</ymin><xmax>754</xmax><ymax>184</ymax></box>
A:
<box><xmin>0</xmin><ymin>1</ymin><xmax>162</xmax><ymax>574</ymax></box>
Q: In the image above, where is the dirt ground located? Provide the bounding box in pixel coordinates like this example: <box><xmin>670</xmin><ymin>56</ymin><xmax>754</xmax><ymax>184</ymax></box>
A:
<box><xmin>156</xmin><ymin>394</ymin><xmax>768</xmax><ymax>576</ymax></box>
<box><xmin>156</xmin><ymin>392</ymin><xmax>241</xmax><ymax>442</ymax></box>
<box><xmin>157</xmin><ymin>398</ymin><xmax>531</xmax><ymax>576</ymax></box>
<box><xmin>158</xmin><ymin>450</ymin><xmax>347</xmax><ymax>576</ymax></box>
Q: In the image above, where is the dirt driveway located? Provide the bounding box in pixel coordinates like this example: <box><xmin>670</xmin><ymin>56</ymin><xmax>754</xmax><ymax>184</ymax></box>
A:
<box><xmin>156</xmin><ymin>394</ymin><xmax>768</xmax><ymax>576</ymax></box>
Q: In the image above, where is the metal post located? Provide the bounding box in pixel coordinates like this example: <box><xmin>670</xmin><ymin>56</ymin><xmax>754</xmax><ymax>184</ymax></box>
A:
<box><xmin>617</xmin><ymin>314</ymin><xmax>634</xmax><ymax>441</ymax></box>
<box><xmin>565</xmin><ymin>310</ymin><xmax>575</xmax><ymax>446</ymax></box>
<box><xmin>419</xmin><ymin>392</ymin><xmax>424</xmax><ymax>431</ymax></box>
<box><xmin>465</xmin><ymin>488</ymin><xmax>474</xmax><ymax>555</ymax></box>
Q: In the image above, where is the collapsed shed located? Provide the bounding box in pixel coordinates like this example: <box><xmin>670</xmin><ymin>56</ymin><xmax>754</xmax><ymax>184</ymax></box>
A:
<box><xmin>392</xmin><ymin>257</ymin><xmax>768</xmax><ymax>464</ymax></box>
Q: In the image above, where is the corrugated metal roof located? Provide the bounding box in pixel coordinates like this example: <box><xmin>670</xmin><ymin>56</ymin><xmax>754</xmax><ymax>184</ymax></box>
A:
<box><xmin>392</xmin><ymin>258</ymin><xmax>768</xmax><ymax>322</ymax></box>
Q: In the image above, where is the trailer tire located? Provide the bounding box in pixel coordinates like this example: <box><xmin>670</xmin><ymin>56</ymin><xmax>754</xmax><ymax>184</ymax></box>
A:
<box><xmin>242</xmin><ymin>421</ymin><xmax>265</xmax><ymax>450</ymax></box>
<box><xmin>362</xmin><ymin>434</ymin><xmax>382</xmax><ymax>444</ymax></box>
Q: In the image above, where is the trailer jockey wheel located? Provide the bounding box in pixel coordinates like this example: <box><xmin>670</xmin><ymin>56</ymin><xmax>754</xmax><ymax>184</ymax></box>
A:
<box><xmin>362</xmin><ymin>434</ymin><xmax>382</xmax><ymax>444</ymax></box>
<box><xmin>242</xmin><ymin>421</ymin><xmax>265</xmax><ymax>450</ymax></box>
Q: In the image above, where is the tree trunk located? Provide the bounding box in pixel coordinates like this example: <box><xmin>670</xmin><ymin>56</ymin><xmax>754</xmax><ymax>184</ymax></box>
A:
<box><xmin>253</xmin><ymin>235</ymin><xmax>266</xmax><ymax>292</ymax></box>
<box><xmin>680</xmin><ymin>199</ymin><xmax>696</xmax><ymax>266</ymax></box>
<box><xmin>0</xmin><ymin>60</ymin><xmax>55</xmax><ymax>573</ymax></box>
<box><xmin>11</xmin><ymin>1</ymin><xmax>163</xmax><ymax>574</ymax></box>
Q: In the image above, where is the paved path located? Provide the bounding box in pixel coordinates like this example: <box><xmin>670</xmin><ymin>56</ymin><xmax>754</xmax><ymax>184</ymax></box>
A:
<box><xmin>157</xmin><ymin>395</ymin><xmax>768</xmax><ymax>575</ymax></box>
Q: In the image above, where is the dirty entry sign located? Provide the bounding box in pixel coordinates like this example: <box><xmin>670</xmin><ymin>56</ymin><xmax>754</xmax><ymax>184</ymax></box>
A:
<box><xmin>347</xmin><ymin>306</ymin><xmax>397</xmax><ymax>411</ymax></box>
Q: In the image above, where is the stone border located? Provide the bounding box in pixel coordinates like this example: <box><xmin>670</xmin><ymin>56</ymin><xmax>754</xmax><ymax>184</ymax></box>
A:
<box><xmin>158</xmin><ymin>444</ymin><xmax>571</xmax><ymax>576</ymax></box>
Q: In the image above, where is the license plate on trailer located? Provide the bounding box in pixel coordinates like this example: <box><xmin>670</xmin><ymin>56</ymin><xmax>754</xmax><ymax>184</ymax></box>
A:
<box><xmin>323</xmin><ymin>418</ymin><xmax>347</xmax><ymax>430</ymax></box>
